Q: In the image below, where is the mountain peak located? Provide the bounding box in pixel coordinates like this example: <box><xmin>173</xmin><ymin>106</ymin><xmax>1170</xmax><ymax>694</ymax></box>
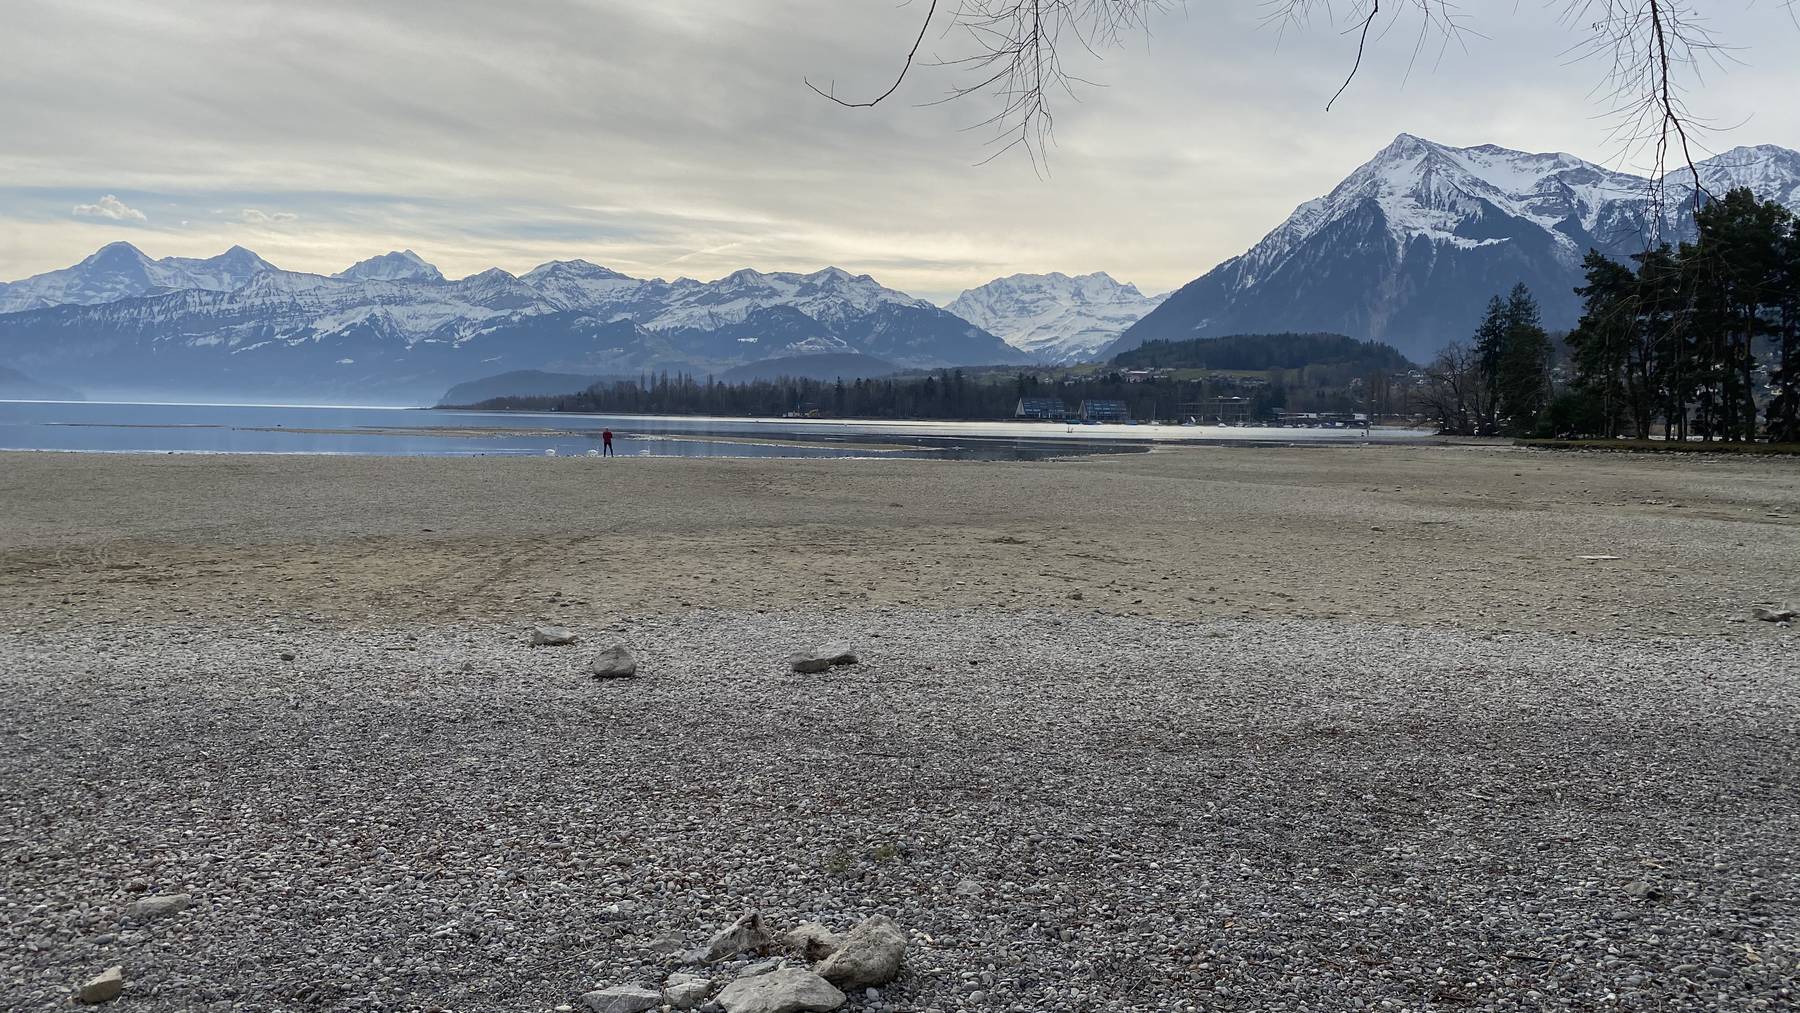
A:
<box><xmin>946</xmin><ymin>270</ymin><xmax>1166</xmax><ymax>364</ymax></box>
<box><xmin>522</xmin><ymin>259</ymin><xmax>632</xmax><ymax>282</ymax></box>
<box><xmin>83</xmin><ymin>241</ymin><xmax>152</xmax><ymax>266</ymax></box>
<box><xmin>209</xmin><ymin>245</ymin><xmax>277</xmax><ymax>271</ymax></box>
<box><xmin>336</xmin><ymin>249</ymin><xmax>445</xmax><ymax>283</ymax></box>
<box><xmin>1106</xmin><ymin>133</ymin><xmax>1800</xmax><ymax>366</ymax></box>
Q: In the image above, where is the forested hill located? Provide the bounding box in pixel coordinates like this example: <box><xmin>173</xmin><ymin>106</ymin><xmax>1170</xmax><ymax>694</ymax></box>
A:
<box><xmin>1111</xmin><ymin>333</ymin><xmax>1413</xmax><ymax>372</ymax></box>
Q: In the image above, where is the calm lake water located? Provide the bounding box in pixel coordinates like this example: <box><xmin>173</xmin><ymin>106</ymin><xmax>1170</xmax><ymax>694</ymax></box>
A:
<box><xmin>0</xmin><ymin>401</ymin><xmax>1164</xmax><ymax>460</ymax></box>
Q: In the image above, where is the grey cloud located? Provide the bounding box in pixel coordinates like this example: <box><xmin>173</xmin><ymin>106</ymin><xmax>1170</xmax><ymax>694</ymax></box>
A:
<box><xmin>3</xmin><ymin>1</ymin><xmax>1798</xmax><ymax>292</ymax></box>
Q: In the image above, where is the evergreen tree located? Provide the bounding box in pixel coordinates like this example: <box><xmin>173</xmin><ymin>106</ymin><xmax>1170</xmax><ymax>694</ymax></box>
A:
<box><xmin>1471</xmin><ymin>284</ymin><xmax>1553</xmax><ymax>436</ymax></box>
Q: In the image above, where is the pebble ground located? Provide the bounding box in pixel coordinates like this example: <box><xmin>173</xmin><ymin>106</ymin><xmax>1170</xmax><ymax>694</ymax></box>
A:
<box><xmin>2</xmin><ymin>608</ymin><xmax>1794</xmax><ymax>1012</ymax></box>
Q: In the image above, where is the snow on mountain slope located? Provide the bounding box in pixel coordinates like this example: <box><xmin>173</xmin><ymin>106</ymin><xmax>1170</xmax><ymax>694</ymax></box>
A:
<box><xmin>519</xmin><ymin>259</ymin><xmax>639</xmax><ymax>309</ymax></box>
<box><xmin>945</xmin><ymin>272</ymin><xmax>1167</xmax><ymax>364</ymax></box>
<box><xmin>1688</xmin><ymin>144</ymin><xmax>1800</xmax><ymax>212</ymax></box>
<box><xmin>336</xmin><ymin>249</ymin><xmax>445</xmax><ymax>283</ymax></box>
<box><xmin>0</xmin><ymin>242</ymin><xmax>276</xmax><ymax>313</ymax></box>
<box><xmin>629</xmin><ymin>267</ymin><xmax>930</xmax><ymax>331</ymax></box>
<box><xmin>1109</xmin><ymin>134</ymin><xmax>1800</xmax><ymax>363</ymax></box>
<box><xmin>0</xmin><ymin>250</ymin><xmax>1022</xmax><ymax>399</ymax></box>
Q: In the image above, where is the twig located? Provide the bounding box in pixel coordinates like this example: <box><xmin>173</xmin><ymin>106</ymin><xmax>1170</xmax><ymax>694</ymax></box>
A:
<box><xmin>805</xmin><ymin>0</ymin><xmax>941</xmax><ymax>108</ymax></box>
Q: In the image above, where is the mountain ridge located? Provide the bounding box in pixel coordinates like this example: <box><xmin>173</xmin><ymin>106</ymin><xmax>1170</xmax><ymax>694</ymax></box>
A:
<box><xmin>0</xmin><ymin>251</ymin><xmax>1024</xmax><ymax>402</ymax></box>
<box><xmin>1106</xmin><ymin>135</ymin><xmax>1800</xmax><ymax>362</ymax></box>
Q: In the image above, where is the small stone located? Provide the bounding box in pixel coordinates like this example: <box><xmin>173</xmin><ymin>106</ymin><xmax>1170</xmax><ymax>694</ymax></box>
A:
<box><xmin>531</xmin><ymin>625</ymin><xmax>578</xmax><ymax>646</ymax></box>
<box><xmin>279</xmin><ymin>651</ymin><xmax>295</xmax><ymax>662</ymax></box>
<box><xmin>127</xmin><ymin>893</ymin><xmax>192</xmax><ymax>921</ymax></box>
<box><xmin>815</xmin><ymin>914</ymin><xmax>906</xmax><ymax>989</ymax></box>
<box><xmin>1751</xmin><ymin>605</ymin><xmax>1797</xmax><ymax>623</ymax></box>
<box><xmin>665</xmin><ymin>972</ymin><xmax>713</xmax><ymax>1010</ymax></box>
<box><xmin>580</xmin><ymin>984</ymin><xmax>662</xmax><ymax>1013</ymax></box>
<box><xmin>589</xmin><ymin>645</ymin><xmax>638</xmax><ymax>679</ymax></box>
<box><xmin>706</xmin><ymin>910</ymin><xmax>772</xmax><ymax>962</ymax></box>
<box><xmin>782</xmin><ymin>921</ymin><xmax>842</xmax><ymax>961</ymax></box>
<box><xmin>788</xmin><ymin>643</ymin><xmax>857</xmax><ymax>674</ymax></box>
<box><xmin>76</xmin><ymin>965</ymin><xmax>125</xmax><ymax>1005</ymax></box>
<box><xmin>953</xmin><ymin>878</ymin><xmax>982</xmax><ymax>896</ymax></box>
<box><xmin>717</xmin><ymin>967</ymin><xmax>844</xmax><ymax>1013</ymax></box>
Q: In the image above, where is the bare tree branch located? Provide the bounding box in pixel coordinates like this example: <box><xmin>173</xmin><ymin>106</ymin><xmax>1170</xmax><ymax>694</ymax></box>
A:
<box><xmin>1325</xmin><ymin>0</ymin><xmax>1380</xmax><ymax>112</ymax></box>
<box><xmin>804</xmin><ymin>0</ymin><xmax>941</xmax><ymax>108</ymax></box>
<box><xmin>808</xmin><ymin>1</ymin><xmax>1772</xmax><ymax>183</ymax></box>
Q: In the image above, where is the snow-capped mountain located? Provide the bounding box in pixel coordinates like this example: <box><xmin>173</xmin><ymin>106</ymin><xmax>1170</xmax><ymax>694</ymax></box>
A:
<box><xmin>1108</xmin><ymin>134</ymin><xmax>1800</xmax><ymax>363</ymax></box>
<box><xmin>335</xmin><ymin>249</ymin><xmax>445</xmax><ymax>283</ymax></box>
<box><xmin>1691</xmin><ymin>144</ymin><xmax>1800</xmax><ymax>214</ymax></box>
<box><xmin>0</xmin><ymin>249</ymin><xmax>1022</xmax><ymax>401</ymax></box>
<box><xmin>0</xmin><ymin>242</ymin><xmax>276</xmax><ymax>314</ymax></box>
<box><xmin>945</xmin><ymin>272</ymin><xmax>1167</xmax><ymax>364</ymax></box>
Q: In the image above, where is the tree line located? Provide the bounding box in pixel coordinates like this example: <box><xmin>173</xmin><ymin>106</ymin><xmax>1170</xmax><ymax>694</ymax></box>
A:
<box><xmin>1113</xmin><ymin>332</ymin><xmax>1411</xmax><ymax>373</ymax></box>
<box><xmin>467</xmin><ymin>367</ymin><xmax>1366</xmax><ymax>421</ymax></box>
<box><xmin>1421</xmin><ymin>187</ymin><xmax>1800</xmax><ymax>443</ymax></box>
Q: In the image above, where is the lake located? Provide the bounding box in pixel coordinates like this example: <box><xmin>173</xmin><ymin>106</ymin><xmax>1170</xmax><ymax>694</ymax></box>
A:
<box><xmin>0</xmin><ymin>401</ymin><xmax>1417</xmax><ymax>459</ymax></box>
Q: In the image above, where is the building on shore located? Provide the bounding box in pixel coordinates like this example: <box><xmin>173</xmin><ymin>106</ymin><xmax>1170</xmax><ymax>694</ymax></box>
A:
<box><xmin>1015</xmin><ymin>397</ymin><xmax>1069</xmax><ymax>420</ymax></box>
<box><xmin>1078</xmin><ymin>399</ymin><xmax>1130</xmax><ymax>422</ymax></box>
<box><xmin>1177</xmin><ymin>396</ymin><xmax>1253</xmax><ymax>425</ymax></box>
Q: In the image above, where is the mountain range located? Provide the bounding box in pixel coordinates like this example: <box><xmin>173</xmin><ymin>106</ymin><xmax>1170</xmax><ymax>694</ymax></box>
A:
<box><xmin>944</xmin><ymin>272</ymin><xmax>1167</xmax><ymax>364</ymax></box>
<box><xmin>4</xmin><ymin>134</ymin><xmax>1798</xmax><ymax>402</ymax></box>
<box><xmin>1107</xmin><ymin>136</ymin><xmax>1800</xmax><ymax>362</ymax></box>
<box><xmin>0</xmin><ymin>248</ymin><xmax>1026</xmax><ymax>402</ymax></box>
<box><xmin>0</xmin><ymin>243</ymin><xmax>278</xmax><ymax>314</ymax></box>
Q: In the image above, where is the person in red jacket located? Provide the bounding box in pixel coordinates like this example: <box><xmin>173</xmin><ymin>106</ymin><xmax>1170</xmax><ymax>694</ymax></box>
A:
<box><xmin>601</xmin><ymin>429</ymin><xmax>614</xmax><ymax>456</ymax></box>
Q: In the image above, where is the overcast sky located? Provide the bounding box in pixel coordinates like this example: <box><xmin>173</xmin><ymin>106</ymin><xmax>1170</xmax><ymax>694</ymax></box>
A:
<box><xmin>3</xmin><ymin>0</ymin><xmax>1797</xmax><ymax>302</ymax></box>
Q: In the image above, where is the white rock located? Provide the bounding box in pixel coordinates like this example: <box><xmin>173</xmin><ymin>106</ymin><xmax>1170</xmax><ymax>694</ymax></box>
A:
<box><xmin>815</xmin><ymin>914</ymin><xmax>905</xmax><ymax>989</ymax></box>
<box><xmin>76</xmin><ymin>965</ymin><xmax>124</xmax><ymax>1004</ymax></box>
<box><xmin>127</xmin><ymin>893</ymin><xmax>192</xmax><ymax>921</ymax></box>
<box><xmin>705</xmin><ymin>910</ymin><xmax>772</xmax><ymax>962</ymax></box>
<box><xmin>531</xmin><ymin>625</ymin><xmax>578</xmax><ymax>647</ymax></box>
<box><xmin>717</xmin><ymin>966</ymin><xmax>844</xmax><ymax>1013</ymax></box>
<box><xmin>580</xmin><ymin>984</ymin><xmax>661</xmax><ymax>1013</ymax></box>
<box><xmin>589</xmin><ymin>644</ymin><xmax>638</xmax><ymax>679</ymax></box>
<box><xmin>664</xmin><ymin>972</ymin><xmax>713</xmax><ymax>1010</ymax></box>
<box><xmin>781</xmin><ymin>921</ymin><xmax>842</xmax><ymax>960</ymax></box>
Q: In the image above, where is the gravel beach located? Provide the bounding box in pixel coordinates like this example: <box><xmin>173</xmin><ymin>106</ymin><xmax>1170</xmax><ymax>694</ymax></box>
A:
<box><xmin>1</xmin><ymin>446</ymin><xmax>1796</xmax><ymax>1012</ymax></box>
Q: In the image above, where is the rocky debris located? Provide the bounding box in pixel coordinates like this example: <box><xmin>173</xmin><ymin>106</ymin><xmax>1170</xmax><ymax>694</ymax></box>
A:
<box><xmin>705</xmin><ymin>910</ymin><xmax>772</xmax><ymax>962</ymax></box>
<box><xmin>663</xmin><ymin>972</ymin><xmax>713</xmax><ymax>1010</ymax></box>
<box><xmin>6</xmin><ymin>609</ymin><xmax>1800</xmax><ymax>1012</ymax></box>
<box><xmin>588</xmin><ymin>644</ymin><xmax>638</xmax><ymax>679</ymax></box>
<box><xmin>787</xmin><ymin>643</ymin><xmax>857</xmax><ymax>674</ymax></box>
<box><xmin>126</xmin><ymin>893</ymin><xmax>192</xmax><ymax>922</ymax></box>
<box><xmin>1751</xmin><ymin>605</ymin><xmax>1796</xmax><ymax>623</ymax></box>
<box><xmin>780</xmin><ymin>921</ymin><xmax>841</xmax><ymax>961</ymax></box>
<box><xmin>716</xmin><ymin>966</ymin><xmax>844</xmax><ymax>1013</ymax></box>
<box><xmin>531</xmin><ymin>625</ymin><xmax>579</xmax><ymax>647</ymax></box>
<box><xmin>75</xmin><ymin>965</ymin><xmax>124</xmax><ymax>1005</ymax></box>
<box><xmin>579</xmin><ymin>983</ymin><xmax>662</xmax><ymax>1013</ymax></box>
<box><xmin>814</xmin><ymin>914</ymin><xmax>905</xmax><ymax>989</ymax></box>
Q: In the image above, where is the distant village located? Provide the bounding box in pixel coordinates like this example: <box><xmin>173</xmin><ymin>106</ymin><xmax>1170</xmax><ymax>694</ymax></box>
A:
<box><xmin>1013</xmin><ymin>395</ymin><xmax>1369</xmax><ymax>428</ymax></box>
